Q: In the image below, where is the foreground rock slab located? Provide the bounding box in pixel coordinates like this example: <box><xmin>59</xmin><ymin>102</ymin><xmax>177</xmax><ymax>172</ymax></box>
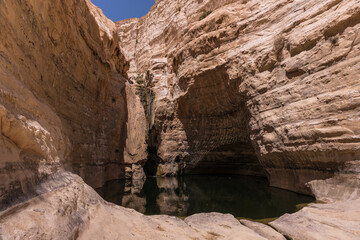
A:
<box><xmin>240</xmin><ymin>219</ymin><xmax>286</xmax><ymax>240</ymax></box>
<box><xmin>271</xmin><ymin>161</ymin><xmax>360</xmax><ymax>240</ymax></box>
<box><xmin>185</xmin><ymin>213</ymin><xmax>267</xmax><ymax>240</ymax></box>
<box><xmin>0</xmin><ymin>172</ymin><xmax>273</xmax><ymax>240</ymax></box>
<box><xmin>270</xmin><ymin>199</ymin><xmax>360</xmax><ymax>240</ymax></box>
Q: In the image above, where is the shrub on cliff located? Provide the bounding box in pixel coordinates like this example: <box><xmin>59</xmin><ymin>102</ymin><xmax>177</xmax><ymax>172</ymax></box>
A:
<box><xmin>199</xmin><ymin>10</ymin><xmax>212</xmax><ymax>21</ymax></box>
<box><xmin>136</xmin><ymin>75</ymin><xmax>144</xmax><ymax>85</ymax></box>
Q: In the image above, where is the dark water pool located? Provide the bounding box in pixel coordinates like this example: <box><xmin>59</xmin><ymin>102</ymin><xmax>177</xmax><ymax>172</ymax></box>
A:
<box><xmin>96</xmin><ymin>175</ymin><xmax>314</xmax><ymax>219</ymax></box>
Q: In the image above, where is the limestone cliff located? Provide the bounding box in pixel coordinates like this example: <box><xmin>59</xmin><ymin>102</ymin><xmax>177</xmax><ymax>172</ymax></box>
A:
<box><xmin>0</xmin><ymin>0</ymin><xmax>358</xmax><ymax>209</ymax></box>
<box><xmin>0</xmin><ymin>0</ymin><xmax>147</xmax><ymax>208</ymax></box>
<box><xmin>0</xmin><ymin>0</ymin><xmax>360</xmax><ymax>239</ymax></box>
<box><xmin>118</xmin><ymin>0</ymin><xmax>360</xmax><ymax>193</ymax></box>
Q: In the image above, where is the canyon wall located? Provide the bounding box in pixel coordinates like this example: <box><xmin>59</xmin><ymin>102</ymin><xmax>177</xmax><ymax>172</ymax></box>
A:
<box><xmin>118</xmin><ymin>0</ymin><xmax>360</xmax><ymax>193</ymax></box>
<box><xmin>0</xmin><ymin>0</ymin><xmax>147</xmax><ymax>208</ymax></box>
<box><xmin>0</xmin><ymin>0</ymin><xmax>359</xmax><ymax>209</ymax></box>
<box><xmin>0</xmin><ymin>0</ymin><xmax>360</xmax><ymax>239</ymax></box>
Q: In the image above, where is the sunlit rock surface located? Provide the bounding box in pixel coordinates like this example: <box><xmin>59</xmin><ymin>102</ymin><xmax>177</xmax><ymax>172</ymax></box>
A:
<box><xmin>270</xmin><ymin>161</ymin><xmax>360</xmax><ymax>240</ymax></box>
<box><xmin>271</xmin><ymin>199</ymin><xmax>360</xmax><ymax>240</ymax></box>
<box><xmin>307</xmin><ymin>160</ymin><xmax>360</xmax><ymax>202</ymax></box>
<box><xmin>240</xmin><ymin>219</ymin><xmax>286</xmax><ymax>240</ymax></box>
<box><xmin>0</xmin><ymin>0</ymin><xmax>147</xmax><ymax>208</ymax></box>
<box><xmin>0</xmin><ymin>0</ymin><xmax>359</xmax><ymax>239</ymax></box>
<box><xmin>118</xmin><ymin>0</ymin><xmax>360</xmax><ymax>193</ymax></box>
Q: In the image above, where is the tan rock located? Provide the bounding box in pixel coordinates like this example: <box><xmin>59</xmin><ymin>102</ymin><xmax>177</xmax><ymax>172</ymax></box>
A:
<box><xmin>184</xmin><ymin>213</ymin><xmax>267</xmax><ymax>240</ymax></box>
<box><xmin>124</xmin><ymin>82</ymin><xmax>148</xmax><ymax>166</ymax></box>
<box><xmin>308</xmin><ymin>160</ymin><xmax>360</xmax><ymax>203</ymax></box>
<box><xmin>118</xmin><ymin>0</ymin><xmax>360</xmax><ymax>193</ymax></box>
<box><xmin>240</xmin><ymin>219</ymin><xmax>286</xmax><ymax>240</ymax></box>
<box><xmin>0</xmin><ymin>172</ymin><xmax>272</xmax><ymax>240</ymax></box>
<box><xmin>270</xmin><ymin>199</ymin><xmax>360</xmax><ymax>240</ymax></box>
<box><xmin>270</xmin><ymin>160</ymin><xmax>360</xmax><ymax>240</ymax></box>
<box><xmin>0</xmin><ymin>0</ymin><xmax>146</xmax><ymax>207</ymax></box>
<box><xmin>0</xmin><ymin>0</ymin><xmax>360</xmax><ymax>239</ymax></box>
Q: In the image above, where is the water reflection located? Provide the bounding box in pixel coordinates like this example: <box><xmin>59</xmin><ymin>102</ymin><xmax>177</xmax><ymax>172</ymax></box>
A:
<box><xmin>156</xmin><ymin>178</ymin><xmax>189</xmax><ymax>215</ymax></box>
<box><xmin>96</xmin><ymin>175</ymin><xmax>314</xmax><ymax>219</ymax></box>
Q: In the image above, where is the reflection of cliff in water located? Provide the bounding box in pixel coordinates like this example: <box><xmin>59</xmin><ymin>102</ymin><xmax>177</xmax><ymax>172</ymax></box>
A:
<box><xmin>155</xmin><ymin>178</ymin><xmax>189</xmax><ymax>215</ymax></box>
<box><xmin>96</xmin><ymin>175</ymin><xmax>314</xmax><ymax>219</ymax></box>
<box><xmin>95</xmin><ymin>177</ymin><xmax>147</xmax><ymax>213</ymax></box>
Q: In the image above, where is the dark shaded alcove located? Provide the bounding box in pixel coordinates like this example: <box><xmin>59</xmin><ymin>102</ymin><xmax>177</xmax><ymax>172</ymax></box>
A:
<box><xmin>184</xmin><ymin>142</ymin><xmax>265</xmax><ymax>177</ymax></box>
<box><xmin>144</xmin><ymin>125</ymin><xmax>163</xmax><ymax>176</ymax></box>
<box><xmin>175</xmin><ymin>65</ymin><xmax>265</xmax><ymax>178</ymax></box>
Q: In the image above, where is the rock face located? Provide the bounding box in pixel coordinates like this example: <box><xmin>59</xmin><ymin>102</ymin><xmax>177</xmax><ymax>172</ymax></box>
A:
<box><xmin>0</xmin><ymin>0</ymin><xmax>360</xmax><ymax>239</ymax></box>
<box><xmin>270</xmin><ymin>161</ymin><xmax>360</xmax><ymax>240</ymax></box>
<box><xmin>271</xmin><ymin>199</ymin><xmax>360</xmax><ymax>240</ymax></box>
<box><xmin>0</xmin><ymin>0</ymin><xmax>147</xmax><ymax>208</ymax></box>
<box><xmin>240</xmin><ymin>219</ymin><xmax>286</xmax><ymax>240</ymax></box>
<box><xmin>1</xmin><ymin>0</ymin><xmax>358</xmax><ymax>206</ymax></box>
<box><xmin>118</xmin><ymin>0</ymin><xmax>360</xmax><ymax>193</ymax></box>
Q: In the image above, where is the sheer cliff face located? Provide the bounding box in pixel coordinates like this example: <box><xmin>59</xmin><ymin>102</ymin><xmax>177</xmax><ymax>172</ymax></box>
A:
<box><xmin>118</xmin><ymin>0</ymin><xmax>360</xmax><ymax>193</ymax></box>
<box><xmin>0</xmin><ymin>0</ymin><xmax>359</xmax><ymax>204</ymax></box>
<box><xmin>0</xmin><ymin>0</ymin><xmax>146</xmax><ymax>207</ymax></box>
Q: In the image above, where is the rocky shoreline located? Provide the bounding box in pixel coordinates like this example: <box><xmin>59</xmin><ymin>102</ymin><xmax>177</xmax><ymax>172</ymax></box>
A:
<box><xmin>1</xmin><ymin>162</ymin><xmax>359</xmax><ymax>239</ymax></box>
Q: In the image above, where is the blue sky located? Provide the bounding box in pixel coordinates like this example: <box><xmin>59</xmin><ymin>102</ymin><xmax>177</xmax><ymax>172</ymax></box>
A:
<box><xmin>91</xmin><ymin>0</ymin><xmax>155</xmax><ymax>22</ymax></box>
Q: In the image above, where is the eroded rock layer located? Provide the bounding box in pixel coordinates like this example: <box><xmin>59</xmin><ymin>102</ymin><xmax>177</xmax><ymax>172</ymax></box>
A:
<box><xmin>118</xmin><ymin>0</ymin><xmax>360</xmax><ymax>193</ymax></box>
<box><xmin>270</xmin><ymin>160</ymin><xmax>360</xmax><ymax>240</ymax></box>
<box><xmin>0</xmin><ymin>0</ymin><xmax>360</xmax><ymax>239</ymax></box>
<box><xmin>0</xmin><ymin>0</ymin><xmax>147</xmax><ymax>208</ymax></box>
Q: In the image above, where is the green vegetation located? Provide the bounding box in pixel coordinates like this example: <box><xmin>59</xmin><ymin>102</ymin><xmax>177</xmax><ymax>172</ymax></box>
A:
<box><xmin>295</xmin><ymin>203</ymin><xmax>310</xmax><ymax>211</ymax></box>
<box><xmin>156</xmin><ymin>165</ymin><xmax>166</xmax><ymax>177</ymax></box>
<box><xmin>135</xmin><ymin>75</ymin><xmax>144</xmax><ymax>84</ymax></box>
<box><xmin>134</xmin><ymin>75</ymin><xmax>155</xmax><ymax>131</ymax></box>
<box><xmin>199</xmin><ymin>10</ymin><xmax>212</xmax><ymax>21</ymax></box>
<box><xmin>330</xmin><ymin>36</ymin><xmax>339</xmax><ymax>45</ymax></box>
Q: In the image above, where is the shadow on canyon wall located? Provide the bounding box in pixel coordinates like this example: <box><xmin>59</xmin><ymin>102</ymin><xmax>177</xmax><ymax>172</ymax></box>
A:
<box><xmin>176</xmin><ymin>66</ymin><xmax>264</xmax><ymax>176</ymax></box>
